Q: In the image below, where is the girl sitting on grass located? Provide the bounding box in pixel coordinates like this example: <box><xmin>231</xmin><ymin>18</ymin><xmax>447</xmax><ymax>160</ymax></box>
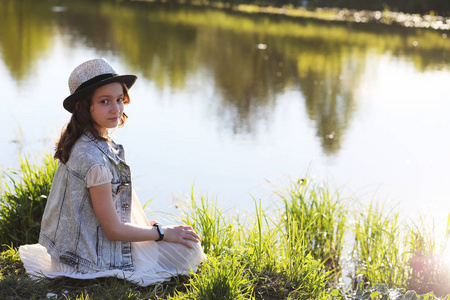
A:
<box><xmin>19</xmin><ymin>58</ymin><xmax>205</xmax><ymax>286</ymax></box>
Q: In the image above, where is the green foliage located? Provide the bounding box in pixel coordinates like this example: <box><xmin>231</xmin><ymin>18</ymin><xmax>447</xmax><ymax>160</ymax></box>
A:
<box><xmin>0</xmin><ymin>246</ymin><xmax>25</xmax><ymax>277</ymax></box>
<box><xmin>405</xmin><ymin>217</ymin><xmax>450</xmax><ymax>296</ymax></box>
<box><xmin>182</xmin><ymin>188</ymin><xmax>332</xmax><ymax>299</ymax></box>
<box><xmin>352</xmin><ymin>202</ymin><xmax>408</xmax><ymax>288</ymax></box>
<box><xmin>175</xmin><ymin>255</ymin><xmax>254</xmax><ymax>300</ymax></box>
<box><xmin>279</xmin><ymin>178</ymin><xmax>347</xmax><ymax>280</ymax></box>
<box><xmin>278</xmin><ymin>212</ymin><xmax>331</xmax><ymax>298</ymax></box>
<box><xmin>182</xmin><ymin>190</ymin><xmax>239</xmax><ymax>256</ymax></box>
<box><xmin>240</xmin><ymin>199</ymin><xmax>280</xmax><ymax>274</ymax></box>
<box><xmin>2</xmin><ymin>163</ymin><xmax>450</xmax><ymax>298</ymax></box>
<box><xmin>0</xmin><ymin>155</ymin><xmax>57</xmax><ymax>250</ymax></box>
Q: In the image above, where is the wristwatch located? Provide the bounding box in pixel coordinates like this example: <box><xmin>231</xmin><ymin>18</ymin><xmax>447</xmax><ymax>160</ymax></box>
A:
<box><xmin>153</xmin><ymin>223</ymin><xmax>164</xmax><ymax>242</ymax></box>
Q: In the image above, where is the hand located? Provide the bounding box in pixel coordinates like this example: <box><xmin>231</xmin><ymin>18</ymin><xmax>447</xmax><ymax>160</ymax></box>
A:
<box><xmin>162</xmin><ymin>225</ymin><xmax>200</xmax><ymax>249</ymax></box>
<box><xmin>149</xmin><ymin>220</ymin><xmax>158</xmax><ymax>226</ymax></box>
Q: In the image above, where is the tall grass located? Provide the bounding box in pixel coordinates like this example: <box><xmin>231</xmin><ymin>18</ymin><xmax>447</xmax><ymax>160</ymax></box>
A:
<box><xmin>0</xmin><ymin>155</ymin><xmax>56</xmax><ymax>250</ymax></box>
<box><xmin>181</xmin><ymin>189</ymin><xmax>240</xmax><ymax>256</ymax></box>
<box><xmin>280</xmin><ymin>221</ymin><xmax>330</xmax><ymax>299</ymax></box>
<box><xmin>240</xmin><ymin>199</ymin><xmax>280</xmax><ymax>274</ymax></box>
<box><xmin>278</xmin><ymin>178</ymin><xmax>347</xmax><ymax>281</ymax></box>
<box><xmin>170</xmin><ymin>254</ymin><xmax>255</xmax><ymax>300</ymax></box>
<box><xmin>2</xmin><ymin>154</ymin><xmax>450</xmax><ymax>298</ymax></box>
<box><xmin>182</xmin><ymin>188</ymin><xmax>331</xmax><ymax>299</ymax></box>
<box><xmin>405</xmin><ymin>217</ymin><xmax>450</xmax><ymax>296</ymax></box>
<box><xmin>351</xmin><ymin>204</ymin><xmax>450</xmax><ymax>297</ymax></box>
<box><xmin>351</xmin><ymin>202</ymin><xmax>408</xmax><ymax>288</ymax></box>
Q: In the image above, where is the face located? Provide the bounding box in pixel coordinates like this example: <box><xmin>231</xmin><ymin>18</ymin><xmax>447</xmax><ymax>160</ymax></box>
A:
<box><xmin>90</xmin><ymin>82</ymin><xmax>125</xmax><ymax>135</ymax></box>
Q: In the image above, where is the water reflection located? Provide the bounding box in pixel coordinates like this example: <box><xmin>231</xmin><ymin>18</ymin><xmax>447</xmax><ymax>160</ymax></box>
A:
<box><xmin>0</xmin><ymin>0</ymin><xmax>55</xmax><ymax>82</ymax></box>
<box><xmin>1</xmin><ymin>0</ymin><xmax>449</xmax><ymax>155</ymax></box>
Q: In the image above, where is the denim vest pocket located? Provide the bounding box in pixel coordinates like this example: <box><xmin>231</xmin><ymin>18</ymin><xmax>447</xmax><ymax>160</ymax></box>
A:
<box><xmin>59</xmin><ymin>255</ymin><xmax>78</xmax><ymax>267</ymax></box>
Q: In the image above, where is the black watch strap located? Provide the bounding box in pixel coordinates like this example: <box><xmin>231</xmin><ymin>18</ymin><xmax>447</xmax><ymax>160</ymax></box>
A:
<box><xmin>153</xmin><ymin>223</ymin><xmax>164</xmax><ymax>242</ymax></box>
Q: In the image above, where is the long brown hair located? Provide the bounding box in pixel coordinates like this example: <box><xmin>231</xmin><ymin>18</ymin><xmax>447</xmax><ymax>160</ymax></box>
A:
<box><xmin>55</xmin><ymin>83</ymin><xmax>130</xmax><ymax>164</ymax></box>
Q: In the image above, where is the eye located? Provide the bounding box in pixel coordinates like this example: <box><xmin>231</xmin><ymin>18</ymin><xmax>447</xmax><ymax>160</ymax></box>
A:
<box><xmin>100</xmin><ymin>99</ymin><xmax>109</xmax><ymax>104</ymax></box>
<box><xmin>117</xmin><ymin>97</ymin><xmax>124</xmax><ymax>103</ymax></box>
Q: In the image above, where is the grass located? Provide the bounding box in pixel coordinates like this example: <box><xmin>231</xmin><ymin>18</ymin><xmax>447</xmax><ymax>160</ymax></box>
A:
<box><xmin>169</xmin><ymin>254</ymin><xmax>255</xmax><ymax>300</ymax></box>
<box><xmin>0</xmin><ymin>155</ymin><xmax>57</xmax><ymax>250</ymax></box>
<box><xmin>405</xmin><ymin>217</ymin><xmax>450</xmax><ymax>295</ymax></box>
<box><xmin>181</xmin><ymin>190</ymin><xmax>239</xmax><ymax>257</ymax></box>
<box><xmin>2</xmin><ymin>155</ymin><xmax>450</xmax><ymax>298</ymax></box>
<box><xmin>278</xmin><ymin>178</ymin><xmax>347</xmax><ymax>283</ymax></box>
<box><xmin>351</xmin><ymin>202</ymin><xmax>408</xmax><ymax>288</ymax></box>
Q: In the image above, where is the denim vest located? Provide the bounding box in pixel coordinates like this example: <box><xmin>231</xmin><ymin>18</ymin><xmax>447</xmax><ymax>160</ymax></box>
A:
<box><xmin>39</xmin><ymin>131</ymin><xmax>134</xmax><ymax>273</ymax></box>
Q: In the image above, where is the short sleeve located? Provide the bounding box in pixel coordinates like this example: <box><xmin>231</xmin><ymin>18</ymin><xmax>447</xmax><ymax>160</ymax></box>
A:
<box><xmin>86</xmin><ymin>164</ymin><xmax>113</xmax><ymax>188</ymax></box>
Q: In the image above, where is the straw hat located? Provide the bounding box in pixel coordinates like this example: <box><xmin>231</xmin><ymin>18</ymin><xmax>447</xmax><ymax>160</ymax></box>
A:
<box><xmin>63</xmin><ymin>58</ymin><xmax>137</xmax><ymax>113</ymax></box>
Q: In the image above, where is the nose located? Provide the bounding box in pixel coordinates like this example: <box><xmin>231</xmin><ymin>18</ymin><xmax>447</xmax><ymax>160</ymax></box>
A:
<box><xmin>110</xmin><ymin>101</ymin><xmax>121</xmax><ymax>114</ymax></box>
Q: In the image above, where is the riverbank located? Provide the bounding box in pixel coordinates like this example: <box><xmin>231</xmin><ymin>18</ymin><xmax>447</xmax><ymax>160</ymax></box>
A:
<box><xmin>0</xmin><ymin>245</ymin><xmax>446</xmax><ymax>299</ymax></box>
<box><xmin>1</xmin><ymin>156</ymin><xmax>450</xmax><ymax>298</ymax></box>
<box><xmin>232</xmin><ymin>4</ymin><xmax>450</xmax><ymax>30</ymax></box>
<box><xmin>133</xmin><ymin>0</ymin><xmax>450</xmax><ymax>31</ymax></box>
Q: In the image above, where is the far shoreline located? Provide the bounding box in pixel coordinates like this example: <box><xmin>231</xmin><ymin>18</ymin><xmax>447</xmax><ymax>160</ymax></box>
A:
<box><xmin>133</xmin><ymin>0</ymin><xmax>450</xmax><ymax>31</ymax></box>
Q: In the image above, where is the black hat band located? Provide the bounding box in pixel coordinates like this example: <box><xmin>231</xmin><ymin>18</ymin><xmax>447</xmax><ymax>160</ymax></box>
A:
<box><xmin>74</xmin><ymin>73</ymin><xmax>117</xmax><ymax>93</ymax></box>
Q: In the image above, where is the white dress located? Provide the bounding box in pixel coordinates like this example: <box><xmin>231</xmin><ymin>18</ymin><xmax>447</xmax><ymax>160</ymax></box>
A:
<box><xmin>19</xmin><ymin>165</ymin><xmax>206</xmax><ymax>287</ymax></box>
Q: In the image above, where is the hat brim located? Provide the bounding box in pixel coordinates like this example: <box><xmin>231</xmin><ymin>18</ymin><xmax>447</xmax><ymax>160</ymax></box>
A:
<box><xmin>63</xmin><ymin>74</ymin><xmax>137</xmax><ymax>113</ymax></box>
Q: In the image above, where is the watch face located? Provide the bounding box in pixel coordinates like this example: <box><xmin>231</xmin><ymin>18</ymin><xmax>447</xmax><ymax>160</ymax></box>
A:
<box><xmin>157</xmin><ymin>225</ymin><xmax>164</xmax><ymax>234</ymax></box>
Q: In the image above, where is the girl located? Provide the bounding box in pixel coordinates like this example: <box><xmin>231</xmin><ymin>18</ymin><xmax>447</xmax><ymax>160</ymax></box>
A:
<box><xmin>19</xmin><ymin>58</ymin><xmax>205</xmax><ymax>286</ymax></box>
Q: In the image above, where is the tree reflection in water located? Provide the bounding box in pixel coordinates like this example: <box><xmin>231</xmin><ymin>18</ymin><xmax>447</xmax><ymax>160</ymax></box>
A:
<box><xmin>1</xmin><ymin>0</ymin><xmax>449</xmax><ymax>155</ymax></box>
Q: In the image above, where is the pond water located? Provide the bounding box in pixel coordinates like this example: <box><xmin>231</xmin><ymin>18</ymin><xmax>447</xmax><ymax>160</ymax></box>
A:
<box><xmin>1</xmin><ymin>0</ymin><xmax>450</xmax><ymax>221</ymax></box>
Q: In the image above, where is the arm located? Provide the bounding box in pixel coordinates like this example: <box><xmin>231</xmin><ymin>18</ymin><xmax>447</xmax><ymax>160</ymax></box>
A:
<box><xmin>90</xmin><ymin>182</ymin><xmax>200</xmax><ymax>248</ymax></box>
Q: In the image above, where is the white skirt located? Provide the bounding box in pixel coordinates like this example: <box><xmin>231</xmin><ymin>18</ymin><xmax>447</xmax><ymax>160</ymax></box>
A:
<box><xmin>19</xmin><ymin>191</ymin><xmax>206</xmax><ymax>286</ymax></box>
